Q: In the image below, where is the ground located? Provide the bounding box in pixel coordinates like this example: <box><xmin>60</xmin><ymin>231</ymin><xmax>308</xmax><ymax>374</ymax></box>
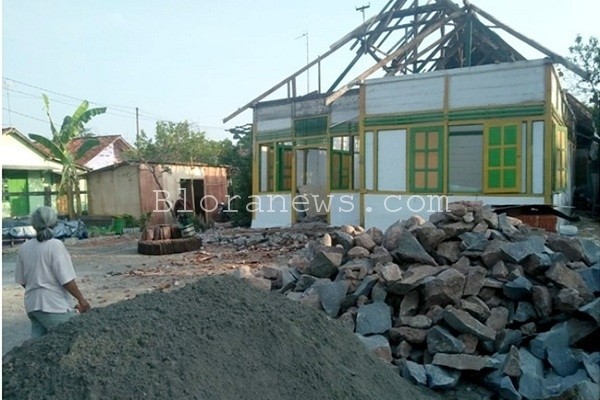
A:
<box><xmin>2</xmin><ymin>229</ymin><xmax>299</xmax><ymax>355</ymax></box>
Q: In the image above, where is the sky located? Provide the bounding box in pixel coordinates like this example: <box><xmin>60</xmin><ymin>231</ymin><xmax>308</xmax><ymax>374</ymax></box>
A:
<box><xmin>2</xmin><ymin>0</ymin><xmax>599</xmax><ymax>145</ymax></box>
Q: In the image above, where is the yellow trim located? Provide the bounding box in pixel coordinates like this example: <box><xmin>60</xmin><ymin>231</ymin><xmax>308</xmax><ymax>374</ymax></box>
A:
<box><xmin>373</xmin><ymin>130</ymin><xmax>379</xmax><ymax>191</ymax></box>
<box><xmin>526</xmin><ymin>120</ymin><xmax>533</xmax><ymax>194</ymax></box>
<box><xmin>359</xmin><ymin>84</ymin><xmax>366</xmax><ymax>227</ymax></box>
<box><xmin>543</xmin><ymin>65</ymin><xmax>553</xmax><ymax>204</ymax></box>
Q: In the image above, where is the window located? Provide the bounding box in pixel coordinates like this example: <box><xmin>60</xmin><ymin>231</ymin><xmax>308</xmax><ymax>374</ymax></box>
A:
<box><xmin>331</xmin><ymin>136</ymin><xmax>356</xmax><ymax>190</ymax></box>
<box><xmin>449</xmin><ymin>125</ymin><xmax>483</xmax><ymax>192</ymax></box>
<box><xmin>378</xmin><ymin>130</ymin><xmax>407</xmax><ymax>191</ymax></box>
<box><xmin>484</xmin><ymin>122</ymin><xmax>520</xmax><ymax>193</ymax></box>
<box><xmin>259</xmin><ymin>144</ymin><xmax>274</xmax><ymax>192</ymax></box>
<box><xmin>410</xmin><ymin>126</ymin><xmax>443</xmax><ymax>192</ymax></box>
<box><xmin>277</xmin><ymin>142</ymin><xmax>293</xmax><ymax>191</ymax></box>
<box><xmin>260</xmin><ymin>143</ymin><xmax>293</xmax><ymax>192</ymax></box>
<box><xmin>554</xmin><ymin>125</ymin><xmax>568</xmax><ymax>191</ymax></box>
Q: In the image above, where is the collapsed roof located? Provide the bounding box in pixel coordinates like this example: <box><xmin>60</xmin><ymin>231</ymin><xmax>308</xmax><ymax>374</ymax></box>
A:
<box><xmin>224</xmin><ymin>0</ymin><xmax>588</xmax><ymax>123</ymax></box>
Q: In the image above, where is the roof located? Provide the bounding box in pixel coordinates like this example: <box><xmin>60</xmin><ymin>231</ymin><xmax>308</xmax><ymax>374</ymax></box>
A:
<box><xmin>225</xmin><ymin>0</ymin><xmax>590</xmax><ymax>123</ymax></box>
<box><xmin>2</xmin><ymin>127</ymin><xmax>60</xmax><ymax>163</ymax></box>
<box><xmin>64</xmin><ymin>135</ymin><xmax>133</xmax><ymax>166</ymax></box>
<box><xmin>87</xmin><ymin>160</ymin><xmax>229</xmax><ymax>174</ymax></box>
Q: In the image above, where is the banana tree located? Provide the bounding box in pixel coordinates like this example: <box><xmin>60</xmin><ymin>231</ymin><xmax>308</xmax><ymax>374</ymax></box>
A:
<box><xmin>29</xmin><ymin>95</ymin><xmax>106</xmax><ymax>219</ymax></box>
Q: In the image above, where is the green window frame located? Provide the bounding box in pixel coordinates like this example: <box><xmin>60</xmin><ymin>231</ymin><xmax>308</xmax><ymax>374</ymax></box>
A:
<box><xmin>259</xmin><ymin>143</ymin><xmax>293</xmax><ymax>193</ymax></box>
<box><xmin>277</xmin><ymin>143</ymin><xmax>293</xmax><ymax>191</ymax></box>
<box><xmin>330</xmin><ymin>136</ymin><xmax>353</xmax><ymax>190</ymax></box>
<box><xmin>484</xmin><ymin>122</ymin><xmax>520</xmax><ymax>193</ymax></box>
<box><xmin>553</xmin><ymin>125</ymin><xmax>568</xmax><ymax>191</ymax></box>
<box><xmin>409</xmin><ymin>126</ymin><xmax>444</xmax><ymax>192</ymax></box>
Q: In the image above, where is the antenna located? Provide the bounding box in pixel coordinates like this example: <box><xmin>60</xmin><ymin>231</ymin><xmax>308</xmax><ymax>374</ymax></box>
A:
<box><xmin>3</xmin><ymin>79</ymin><xmax>13</xmax><ymax>127</ymax></box>
<box><xmin>355</xmin><ymin>3</ymin><xmax>370</xmax><ymax>23</ymax></box>
<box><xmin>295</xmin><ymin>32</ymin><xmax>310</xmax><ymax>94</ymax></box>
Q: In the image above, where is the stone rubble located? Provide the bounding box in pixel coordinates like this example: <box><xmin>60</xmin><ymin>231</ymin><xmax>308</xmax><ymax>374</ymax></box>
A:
<box><xmin>239</xmin><ymin>202</ymin><xmax>599</xmax><ymax>400</ymax></box>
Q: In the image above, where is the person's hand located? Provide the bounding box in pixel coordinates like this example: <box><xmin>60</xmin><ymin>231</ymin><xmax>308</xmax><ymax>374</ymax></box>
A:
<box><xmin>76</xmin><ymin>299</ymin><xmax>91</xmax><ymax>314</ymax></box>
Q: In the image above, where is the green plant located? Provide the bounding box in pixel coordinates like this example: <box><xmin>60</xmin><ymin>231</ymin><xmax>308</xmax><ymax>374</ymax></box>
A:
<box><xmin>122</xmin><ymin>213</ymin><xmax>137</xmax><ymax>228</ymax></box>
<box><xmin>138</xmin><ymin>211</ymin><xmax>153</xmax><ymax>231</ymax></box>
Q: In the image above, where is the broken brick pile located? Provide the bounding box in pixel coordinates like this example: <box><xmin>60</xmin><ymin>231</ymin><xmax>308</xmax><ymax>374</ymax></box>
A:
<box><xmin>249</xmin><ymin>203</ymin><xmax>599</xmax><ymax>400</ymax></box>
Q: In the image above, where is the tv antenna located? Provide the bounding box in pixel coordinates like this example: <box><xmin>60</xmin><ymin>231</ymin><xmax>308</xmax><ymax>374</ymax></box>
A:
<box><xmin>295</xmin><ymin>31</ymin><xmax>310</xmax><ymax>93</ymax></box>
<box><xmin>356</xmin><ymin>3</ymin><xmax>370</xmax><ymax>23</ymax></box>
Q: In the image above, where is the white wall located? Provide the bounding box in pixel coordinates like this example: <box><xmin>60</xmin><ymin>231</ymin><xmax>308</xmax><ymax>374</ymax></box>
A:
<box><xmin>251</xmin><ymin>194</ymin><xmax>292</xmax><ymax>228</ymax></box>
<box><xmin>330</xmin><ymin>193</ymin><xmax>360</xmax><ymax>226</ymax></box>
<box><xmin>85</xmin><ymin>143</ymin><xmax>116</xmax><ymax>170</ymax></box>
<box><xmin>378</xmin><ymin>129</ymin><xmax>407</xmax><ymax>191</ymax></box>
<box><xmin>1</xmin><ymin>133</ymin><xmax>63</xmax><ymax>172</ymax></box>
<box><xmin>256</xmin><ymin>104</ymin><xmax>292</xmax><ymax>132</ymax></box>
<box><xmin>366</xmin><ymin>75</ymin><xmax>444</xmax><ymax>114</ymax></box>
<box><xmin>331</xmin><ymin>93</ymin><xmax>359</xmax><ymax>125</ymax></box>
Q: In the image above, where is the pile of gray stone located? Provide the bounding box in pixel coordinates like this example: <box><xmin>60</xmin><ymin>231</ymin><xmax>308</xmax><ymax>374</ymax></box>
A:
<box><xmin>260</xmin><ymin>203</ymin><xmax>599</xmax><ymax>400</ymax></box>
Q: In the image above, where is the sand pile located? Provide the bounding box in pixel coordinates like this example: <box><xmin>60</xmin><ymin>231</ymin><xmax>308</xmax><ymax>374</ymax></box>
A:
<box><xmin>2</xmin><ymin>276</ymin><xmax>440</xmax><ymax>400</ymax></box>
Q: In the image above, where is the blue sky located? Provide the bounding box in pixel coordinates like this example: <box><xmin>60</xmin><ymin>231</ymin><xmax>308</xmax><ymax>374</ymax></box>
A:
<box><xmin>2</xmin><ymin>0</ymin><xmax>599</xmax><ymax>145</ymax></box>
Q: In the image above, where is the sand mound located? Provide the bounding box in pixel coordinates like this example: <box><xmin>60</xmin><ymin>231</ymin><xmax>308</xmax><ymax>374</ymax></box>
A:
<box><xmin>3</xmin><ymin>276</ymin><xmax>440</xmax><ymax>400</ymax></box>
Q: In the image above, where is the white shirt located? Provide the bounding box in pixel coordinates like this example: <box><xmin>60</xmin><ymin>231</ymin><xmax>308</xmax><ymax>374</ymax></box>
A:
<box><xmin>15</xmin><ymin>238</ymin><xmax>77</xmax><ymax>313</ymax></box>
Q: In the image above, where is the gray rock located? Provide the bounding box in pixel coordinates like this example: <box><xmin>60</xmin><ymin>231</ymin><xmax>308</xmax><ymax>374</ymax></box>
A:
<box><xmin>520</xmin><ymin>322</ymin><xmax>537</xmax><ymax>336</ymax></box>
<box><xmin>394</xmin><ymin>341</ymin><xmax>412</xmax><ymax>359</ymax></box>
<box><xmin>483</xmin><ymin>370</ymin><xmax>504</xmax><ymax>391</ymax></box>
<box><xmin>370</xmin><ymin>282</ymin><xmax>387</xmax><ymax>303</ymax></box>
<box><xmin>442</xmin><ymin>221</ymin><xmax>475</xmax><ymax>239</ymax></box>
<box><xmin>546</xmin><ymin>262</ymin><xmax>592</xmax><ymax>299</ymax></box>
<box><xmin>432</xmin><ymin>353</ymin><xmax>499</xmax><ymax>371</ymax></box>
<box><xmin>583</xmin><ymin>353</ymin><xmax>600</xmax><ymax>384</ymax></box>
<box><xmin>491</xmin><ymin>260</ymin><xmax>510</xmax><ymax>279</ymax></box>
<box><xmin>463</xmin><ymin>267</ymin><xmax>486</xmax><ymax>297</ymax></box>
<box><xmin>374</xmin><ymin>262</ymin><xmax>402</xmax><ymax>284</ymax></box>
<box><xmin>451</xmin><ymin>256</ymin><xmax>471</xmax><ymax>274</ymax></box>
<box><xmin>352</xmin><ymin>274</ymin><xmax>379</xmax><ymax>298</ymax></box>
<box><xmin>459</xmin><ymin>231</ymin><xmax>488</xmax><ymax>249</ymax></box>
<box><xmin>486</xmin><ymin>306</ymin><xmax>509</xmax><ymax>331</ymax></box>
<box><xmin>500</xmin><ymin>376</ymin><xmax>522</xmax><ymax>400</ymax></box>
<box><xmin>347</xmin><ymin>246</ymin><xmax>371</xmax><ymax>259</ymax></box>
<box><xmin>555</xmin><ymin>288</ymin><xmax>584</xmax><ymax>312</ymax></box>
<box><xmin>331</xmin><ymin>231</ymin><xmax>354</xmax><ymax>251</ymax></box>
<box><xmin>519</xmin><ymin>347</ymin><xmax>545</xmax><ymax>377</ymax></box>
<box><xmin>481</xmin><ymin>240</ymin><xmax>507</xmax><ymax>268</ymax></box>
<box><xmin>370</xmin><ymin>246</ymin><xmax>393</xmax><ymax>265</ymax></box>
<box><xmin>424</xmin><ymin>364</ymin><xmax>461</xmax><ymax>389</ymax></box>
<box><xmin>294</xmin><ymin>274</ymin><xmax>317</xmax><ymax>292</ymax></box>
<box><xmin>458</xmin><ymin>333</ymin><xmax>478</xmax><ymax>354</ymax></box>
<box><xmin>356</xmin><ymin>334</ymin><xmax>392</xmax><ymax>362</ymax></box>
<box><xmin>530</xmin><ymin>319</ymin><xmax>597</xmax><ymax>359</ymax></box>
<box><xmin>365</xmin><ymin>227</ymin><xmax>384</xmax><ymax>246</ymax></box>
<box><xmin>532</xmin><ymin>285</ymin><xmax>553</xmax><ymax>320</ymax></box>
<box><xmin>354</xmin><ymin>233</ymin><xmax>376</xmax><ymax>251</ymax></box>
<box><xmin>437</xmin><ymin>241</ymin><xmax>463</xmax><ymax>263</ymax></box>
<box><xmin>579</xmin><ymin>238</ymin><xmax>600</xmax><ymax>266</ymax></box>
<box><xmin>502</xmin><ymin>346</ymin><xmax>522</xmax><ymax>377</ymax></box>
<box><xmin>547</xmin><ymin>234</ymin><xmax>585</xmax><ymax>262</ymax></box>
<box><xmin>578</xmin><ymin>264</ymin><xmax>600</xmax><ymax>294</ymax></box>
<box><xmin>524</xmin><ymin>252</ymin><xmax>553</xmax><ymax>275</ymax></box>
<box><xmin>461</xmin><ymin>296</ymin><xmax>491</xmax><ymax>321</ymax></box>
<box><xmin>427</xmin><ymin>326</ymin><xmax>465</xmax><ymax>354</ymax></box>
<box><xmin>549</xmin><ymin>380</ymin><xmax>600</xmax><ymax>400</ymax></box>
<box><xmin>388</xmin><ymin>265</ymin><xmax>440</xmax><ymax>295</ymax></box>
<box><xmin>495</xmin><ymin>329</ymin><xmax>523</xmax><ymax>353</ymax></box>
<box><xmin>423</xmin><ymin>268</ymin><xmax>465</xmax><ymax>307</ymax></box>
<box><xmin>316</xmin><ymin>280</ymin><xmax>349</xmax><ymax>317</ymax></box>
<box><xmin>320</xmin><ymin>233</ymin><xmax>333</xmax><ymax>247</ymax></box>
<box><xmin>337</xmin><ymin>311</ymin><xmax>356</xmax><ymax>332</ymax></box>
<box><xmin>501</xmin><ymin>237</ymin><xmax>545</xmax><ymax>263</ymax></box>
<box><xmin>399</xmin><ymin>359</ymin><xmax>427</xmax><ymax>386</ymax></box>
<box><xmin>390</xmin><ymin>231</ymin><xmax>438</xmax><ymax>266</ymax></box>
<box><xmin>399</xmin><ymin>290</ymin><xmax>419</xmax><ymax>316</ymax></box>
<box><xmin>503</xmin><ymin>276</ymin><xmax>533</xmax><ymax>300</ymax></box>
<box><xmin>417</xmin><ymin>226</ymin><xmax>446</xmax><ymax>253</ymax></box>
<box><xmin>389</xmin><ymin>327</ymin><xmax>427</xmax><ymax>344</ymax></box>
<box><xmin>444</xmin><ymin>307</ymin><xmax>497</xmax><ymax>341</ymax></box>
<box><xmin>518</xmin><ymin>373</ymin><xmax>546</xmax><ymax>399</ymax></box>
<box><xmin>548</xmin><ymin>346</ymin><xmax>581</xmax><ymax>377</ymax></box>
<box><xmin>513</xmin><ymin>302</ymin><xmax>537</xmax><ymax>323</ymax></box>
<box><xmin>398</xmin><ymin>315</ymin><xmax>432</xmax><ymax>329</ymax></box>
<box><xmin>383</xmin><ymin>221</ymin><xmax>407</xmax><ymax>251</ymax></box>
<box><xmin>356</xmin><ymin>303</ymin><xmax>392</xmax><ymax>335</ymax></box>
<box><xmin>578</xmin><ymin>298</ymin><xmax>600</xmax><ymax>325</ymax></box>
<box><xmin>498</xmin><ymin>213</ymin><xmax>519</xmax><ymax>235</ymax></box>
<box><xmin>308</xmin><ymin>248</ymin><xmax>343</xmax><ymax>278</ymax></box>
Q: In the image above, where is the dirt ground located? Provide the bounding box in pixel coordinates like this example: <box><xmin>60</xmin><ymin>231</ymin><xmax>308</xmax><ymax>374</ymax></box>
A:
<box><xmin>2</xmin><ymin>229</ymin><xmax>299</xmax><ymax>355</ymax></box>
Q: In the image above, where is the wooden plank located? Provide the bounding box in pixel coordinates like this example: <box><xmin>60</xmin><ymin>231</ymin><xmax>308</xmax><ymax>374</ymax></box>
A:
<box><xmin>469</xmin><ymin>3</ymin><xmax>589</xmax><ymax>80</ymax></box>
<box><xmin>325</xmin><ymin>10</ymin><xmax>462</xmax><ymax>106</ymax></box>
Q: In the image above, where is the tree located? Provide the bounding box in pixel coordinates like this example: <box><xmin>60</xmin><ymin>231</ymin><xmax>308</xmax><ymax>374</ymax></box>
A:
<box><xmin>220</xmin><ymin>124</ymin><xmax>253</xmax><ymax>226</ymax></box>
<box><xmin>29</xmin><ymin>95</ymin><xmax>106</xmax><ymax>219</ymax></box>
<box><xmin>568</xmin><ymin>35</ymin><xmax>600</xmax><ymax>135</ymax></box>
<box><xmin>131</xmin><ymin>121</ymin><xmax>228</xmax><ymax>165</ymax></box>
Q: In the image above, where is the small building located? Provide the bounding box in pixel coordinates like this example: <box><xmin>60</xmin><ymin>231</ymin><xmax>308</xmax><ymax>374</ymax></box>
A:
<box><xmin>1</xmin><ymin>127</ymin><xmax>87</xmax><ymax>217</ymax></box>
<box><xmin>67</xmin><ymin>134</ymin><xmax>133</xmax><ymax>170</ymax></box>
<box><xmin>225</xmin><ymin>0</ymin><xmax>592</xmax><ymax>230</ymax></box>
<box><xmin>86</xmin><ymin>162</ymin><xmax>229</xmax><ymax>225</ymax></box>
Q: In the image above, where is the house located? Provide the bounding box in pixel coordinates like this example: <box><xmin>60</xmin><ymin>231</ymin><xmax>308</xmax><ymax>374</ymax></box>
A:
<box><xmin>1</xmin><ymin>127</ymin><xmax>87</xmax><ymax>217</ymax></box>
<box><xmin>225</xmin><ymin>0</ymin><xmax>593</xmax><ymax>230</ymax></box>
<box><xmin>86</xmin><ymin>161</ymin><xmax>229</xmax><ymax>225</ymax></box>
<box><xmin>66</xmin><ymin>134</ymin><xmax>133</xmax><ymax>170</ymax></box>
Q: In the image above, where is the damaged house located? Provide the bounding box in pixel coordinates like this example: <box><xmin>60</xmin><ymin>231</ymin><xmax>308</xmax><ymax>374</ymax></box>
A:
<box><xmin>225</xmin><ymin>0</ymin><xmax>594</xmax><ymax>230</ymax></box>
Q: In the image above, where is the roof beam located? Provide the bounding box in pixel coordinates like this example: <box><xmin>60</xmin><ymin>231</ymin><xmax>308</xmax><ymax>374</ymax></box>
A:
<box><xmin>469</xmin><ymin>3</ymin><xmax>589</xmax><ymax>80</ymax></box>
<box><xmin>325</xmin><ymin>10</ymin><xmax>462</xmax><ymax>106</ymax></box>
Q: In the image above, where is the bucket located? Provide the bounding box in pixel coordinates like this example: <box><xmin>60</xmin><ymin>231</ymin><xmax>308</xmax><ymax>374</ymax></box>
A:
<box><xmin>181</xmin><ymin>224</ymin><xmax>195</xmax><ymax>238</ymax></box>
<box><xmin>112</xmin><ymin>216</ymin><xmax>125</xmax><ymax>235</ymax></box>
